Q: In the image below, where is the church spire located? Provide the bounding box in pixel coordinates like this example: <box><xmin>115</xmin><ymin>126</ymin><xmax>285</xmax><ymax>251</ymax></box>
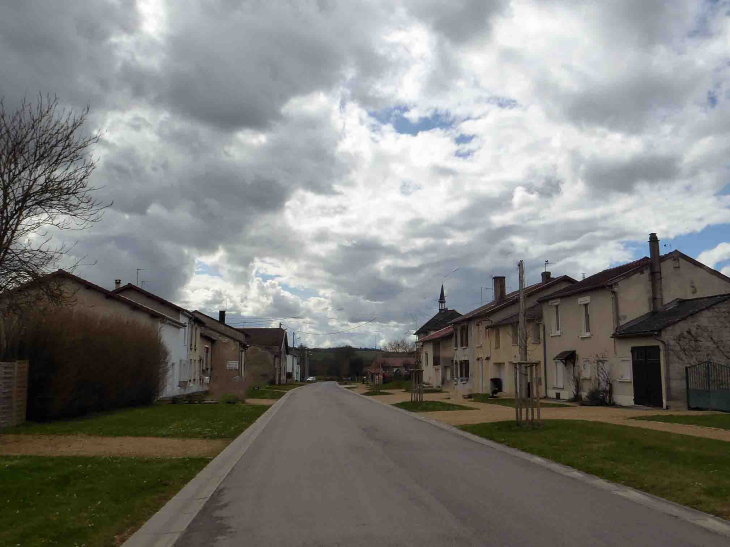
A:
<box><xmin>438</xmin><ymin>284</ymin><xmax>446</xmax><ymax>312</ymax></box>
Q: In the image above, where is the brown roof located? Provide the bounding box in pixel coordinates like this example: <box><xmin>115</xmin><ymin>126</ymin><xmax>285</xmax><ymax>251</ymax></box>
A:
<box><xmin>192</xmin><ymin>311</ymin><xmax>248</xmax><ymax>345</ymax></box>
<box><xmin>367</xmin><ymin>355</ymin><xmax>415</xmax><ymax>373</ymax></box>
<box><xmin>452</xmin><ymin>275</ymin><xmax>576</xmax><ymax>324</ymax></box>
<box><xmin>113</xmin><ymin>283</ymin><xmax>189</xmax><ymax>314</ymax></box>
<box><xmin>490</xmin><ymin>303</ymin><xmax>543</xmax><ymax>327</ymax></box>
<box><xmin>537</xmin><ymin>250</ymin><xmax>730</xmax><ymax>302</ymax></box>
<box><xmin>418</xmin><ymin>326</ymin><xmax>453</xmax><ymax>343</ymax></box>
<box><xmin>239</xmin><ymin>327</ymin><xmax>288</xmax><ymax>352</ymax></box>
<box><xmin>40</xmin><ymin>270</ymin><xmax>185</xmax><ymax>326</ymax></box>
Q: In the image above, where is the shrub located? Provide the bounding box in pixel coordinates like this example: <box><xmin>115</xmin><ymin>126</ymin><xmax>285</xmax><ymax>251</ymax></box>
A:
<box><xmin>2</xmin><ymin>308</ymin><xmax>168</xmax><ymax>420</ymax></box>
<box><xmin>219</xmin><ymin>393</ymin><xmax>239</xmax><ymax>404</ymax></box>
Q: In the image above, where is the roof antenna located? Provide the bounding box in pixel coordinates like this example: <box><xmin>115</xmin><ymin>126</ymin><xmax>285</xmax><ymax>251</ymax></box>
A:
<box><xmin>581</xmin><ymin>273</ymin><xmax>586</xmax><ymax>280</ymax></box>
<box><xmin>544</xmin><ymin>260</ymin><xmax>550</xmax><ymax>272</ymax></box>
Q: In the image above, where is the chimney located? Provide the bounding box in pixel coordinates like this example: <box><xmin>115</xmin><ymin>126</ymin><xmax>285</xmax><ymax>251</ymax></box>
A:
<box><xmin>541</xmin><ymin>271</ymin><xmax>552</xmax><ymax>284</ymax></box>
<box><xmin>649</xmin><ymin>233</ymin><xmax>663</xmax><ymax>313</ymax></box>
<box><xmin>493</xmin><ymin>276</ymin><xmax>506</xmax><ymax>302</ymax></box>
<box><xmin>219</xmin><ymin>310</ymin><xmax>226</xmax><ymax>324</ymax></box>
<box><xmin>114</xmin><ymin>279</ymin><xmax>121</xmax><ymax>290</ymax></box>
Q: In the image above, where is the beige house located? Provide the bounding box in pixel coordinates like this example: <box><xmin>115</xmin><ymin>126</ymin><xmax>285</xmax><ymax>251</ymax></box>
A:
<box><xmin>419</xmin><ymin>326</ymin><xmax>454</xmax><ymax>388</ymax></box>
<box><xmin>450</xmin><ymin>272</ymin><xmax>576</xmax><ymax>398</ymax></box>
<box><xmin>540</xmin><ymin>234</ymin><xmax>730</xmax><ymax>407</ymax></box>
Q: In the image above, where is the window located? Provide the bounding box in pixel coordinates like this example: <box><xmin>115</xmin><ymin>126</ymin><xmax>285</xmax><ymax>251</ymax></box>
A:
<box><xmin>581</xmin><ymin>358</ymin><xmax>591</xmax><ymax>379</ymax></box>
<box><xmin>460</xmin><ymin>325</ymin><xmax>469</xmax><ymax>348</ymax></box>
<box><xmin>531</xmin><ymin>322</ymin><xmax>541</xmax><ymax>343</ymax></box>
<box><xmin>425</xmin><ymin>353</ymin><xmax>429</xmax><ymax>368</ymax></box>
<box><xmin>476</xmin><ymin>323</ymin><xmax>481</xmax><ymax>346</ymax></box>
<box><xmin>578</xmin><ymin>296</ymin><xmax>591</xmax><ymax>336</ymax></box>
<box><xmin>459</xmin><ymin>360</ymin><xmax>470</xmax><ymax>378</ymax></box>
<box><xmin>549</xmin><ymin>300</ymin><xmax>561</xmax><ymax>335</ymax></box>
<box><xmin>494</xmin><ymin>327</ymin><xmax>501</xmax><ymax>349</ymax></box>
<box><xmin>454</xmin><ymin>329</ymin><xmax>459</xmax><ymax>349</ymax></box>
<box><xmin>618</xmin><ymin>358</ymin><xmax>632</xmax><ymax>381</ymax></box>
<box><xmin>204</xmin><ymin>346</ymin><xmax>210</xmax><ymax>371</ymax></box>
<box><xmin>511</xmin><ymin>323</ymin><xmax>518</xmax><ymax>345</ymax></box>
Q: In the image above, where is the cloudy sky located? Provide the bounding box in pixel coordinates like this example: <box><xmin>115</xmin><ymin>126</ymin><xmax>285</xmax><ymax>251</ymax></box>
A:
<box><xmin>2</xmin><ymin>0</ymin><xmax>729</xmax><ymax>348</ymax></box>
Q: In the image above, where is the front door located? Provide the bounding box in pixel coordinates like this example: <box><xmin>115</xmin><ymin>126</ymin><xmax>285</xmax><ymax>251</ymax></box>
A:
<box><xmin>632</xmin><ymin>346</ymin><xmax>662</xmax><ymax>407</ymax></box>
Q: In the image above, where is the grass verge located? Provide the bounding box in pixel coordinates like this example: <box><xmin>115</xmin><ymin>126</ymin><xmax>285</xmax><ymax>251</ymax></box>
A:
<box><xmin>460</xmin><ymin>420</ymin><xmax>730</xmax><ymax>520</ymax></box>
<box><xmin>2</xmin><ymin>403</ymin><xmax>268</xmax><ymax>439</ymax></box>
<box><xmin>633</xmin><ymin>413</ymin><xmax>730</xmax><ymax>430</ymax></box>
<box><xmin>363</xmin><ymin>390</ymin><xmax>393</xmax><ymax>396</ymax></box>
<box><xmin>471</xmin><ymin>394</ymin><xmax>571</xmax><ymax>408</ymax></box>
<box><xmin>268</xmin><ymin>383</ymin><xmax>306</xmax><ymax>391</ymax></box>
<box><xmin>246</xmin><ymin>387</ymin><xmax>286</xmax><ymax>400</ymax></box>
<box><xmin>382</xmin><ymin>380</ymin><xmax>411</xmax><ymax>391</ymax></box>
<box><xmin>0</xmin><ymin>455</ymin><xmax>209</xmax><ymax>547</ymax></box>
<box><xmin>394</xmin><ymin>401</ymin><xmax>475</xmax><ymax>412</ymax></box>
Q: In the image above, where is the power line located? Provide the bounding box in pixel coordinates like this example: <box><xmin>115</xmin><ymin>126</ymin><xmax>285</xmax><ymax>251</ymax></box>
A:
<box><xmin>281</xmin><ymin>318</ymin><xmax>377</xmax><ymax>336</ymax></box>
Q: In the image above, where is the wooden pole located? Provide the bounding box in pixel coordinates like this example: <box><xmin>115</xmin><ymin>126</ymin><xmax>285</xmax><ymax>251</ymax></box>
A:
<box><xmin>514</xmin><ymin>363</ymin><xmax>519</xmax><ymax>424</ymax></box>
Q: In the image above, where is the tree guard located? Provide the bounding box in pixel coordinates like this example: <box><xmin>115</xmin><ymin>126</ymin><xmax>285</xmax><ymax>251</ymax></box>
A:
<box><xmin>510</xmin><ymin>360</ymin><xmax>542</xmax><ymax>427</ymax></box>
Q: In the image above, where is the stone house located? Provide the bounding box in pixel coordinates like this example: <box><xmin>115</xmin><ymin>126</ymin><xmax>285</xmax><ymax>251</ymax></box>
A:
<box><xmin>192</xmin><ymin>311</ymin><xmax>249</xmax><ymax>399</ymax></box>
<box><xmin>539</xmin><ymin>234</ymin><xmax>730</xmax><ymax>407</ymax></box>
<box><xmin>449</xmin><ymin>273</ymin><xmax>576</xmax><ymax>399</ymax></box>
<box><xmin>240</xmin><ymin>327</ymin><xmax>289</xmax><ymax>386</ymax></box>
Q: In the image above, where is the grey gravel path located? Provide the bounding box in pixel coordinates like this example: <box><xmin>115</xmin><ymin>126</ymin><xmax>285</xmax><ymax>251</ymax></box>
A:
<box><xmin>177</xmin><ymin>382</ymin><xmax>728</xmax><ymax>547</ymax></box>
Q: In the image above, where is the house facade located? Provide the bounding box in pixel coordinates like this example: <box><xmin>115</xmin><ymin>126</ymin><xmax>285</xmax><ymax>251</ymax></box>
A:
<box><xmin>113</xmin><ymin>282</ymin><xmax>205</xmax><ymax>399</ymax></box>
<box><xmin>540</xmin><ymin>234</ymin><xmax>730</xmax><ymax>407</ymax></box>
<box><xmin>419</xmin><ymin>326</ymin><xmax>454</xmax><ymax>388</ymax></box>
<box><xmin>240</xmin><ymin>327</ymin><xmax>289</xmax><ymax>385</ymax></box>
<box><xmin>450</xmin><ymin>273</ymin><xmax>576</xmax><ymax>399</ymax></box>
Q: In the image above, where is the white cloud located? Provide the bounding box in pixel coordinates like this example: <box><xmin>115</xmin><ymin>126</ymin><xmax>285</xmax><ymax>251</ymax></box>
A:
<box><xmin>697</xmin><ymin>242</ymin><xmax>730</xmax><ymax>269</ymax></box>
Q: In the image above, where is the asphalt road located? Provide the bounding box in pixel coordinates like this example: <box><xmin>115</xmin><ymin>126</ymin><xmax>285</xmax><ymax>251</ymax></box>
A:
<box><xmin>177</xmin><ymin>382</ymin><xmax>727</xmax><ymax>547</ymax></box>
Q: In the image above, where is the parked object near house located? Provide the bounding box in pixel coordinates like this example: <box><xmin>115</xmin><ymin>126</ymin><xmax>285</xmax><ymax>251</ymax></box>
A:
<box><xmin>541</xmin><ymin>234</ymin><xmax>730</xmax><ymax>408</ymax></box>
<box><xmin>0</xmin><ymin>360</ymin><xmax>28</xmax><ymax>427</ymax></box>
<box><xmin>449</xmin><ymin>272</ymin><xmax>576</xmax><ymax>399</ymax></box>
<box><xmin>239</xmin><ymin>327</ymin><xmax>289</xmax><ymax>385</ymax></box>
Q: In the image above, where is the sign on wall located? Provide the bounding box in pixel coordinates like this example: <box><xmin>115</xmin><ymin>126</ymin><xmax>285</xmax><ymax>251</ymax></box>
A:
<box><xmin>226</xmin><ymin>360</ymin><xmax>239</xmax><ymax>370</ymax></box>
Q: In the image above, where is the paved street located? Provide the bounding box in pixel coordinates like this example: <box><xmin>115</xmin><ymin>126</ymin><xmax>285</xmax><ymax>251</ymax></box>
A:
<box><xmin>178</xmin><ymin>382</ymin><xmax>727</xmax><ymax>547</ymax></box>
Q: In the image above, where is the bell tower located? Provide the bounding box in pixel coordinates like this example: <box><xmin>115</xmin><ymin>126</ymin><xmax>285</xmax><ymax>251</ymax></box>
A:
<box><xmin>438</xmin><ymin>284</ymin><xmax>446</xmax><ymax>312</ymax></box>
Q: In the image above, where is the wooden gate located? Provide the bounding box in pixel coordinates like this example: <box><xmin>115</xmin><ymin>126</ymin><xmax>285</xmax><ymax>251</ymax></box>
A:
<box><xmin>631</xmin><ymin>346</ymin><xmax>662</xmax><ymax>407</ymax></box>
<box><xmin>686</xmin><ymin>361</ymin><xmax>730</xmax><ymax>412</ymax></box>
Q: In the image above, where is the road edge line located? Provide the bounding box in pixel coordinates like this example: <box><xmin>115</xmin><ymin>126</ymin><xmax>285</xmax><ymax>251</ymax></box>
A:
<box><xmin>341</xmin><ymin>385</ymin><xmax>730</xmax><ymax>539</ymax></box>
<box><xmin>122</xmin><ymin>388</ymin><xmax>298</xmax><ymax>547</ymax></box>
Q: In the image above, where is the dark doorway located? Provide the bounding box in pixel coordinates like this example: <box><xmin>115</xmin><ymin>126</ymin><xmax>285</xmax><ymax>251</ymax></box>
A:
<box><xmin>632</xmin><ymin>346</ymin><xmax>663</xmax><ymax>407</ymax></box>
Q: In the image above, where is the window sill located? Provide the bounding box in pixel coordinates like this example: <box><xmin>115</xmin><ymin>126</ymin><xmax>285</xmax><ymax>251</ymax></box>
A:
<box><xmin>617</xmin><ymin>378</ymin><xmax>632</xmax><ymax>383</ymax></box>
<box><xmin>580</xmin><ymin>334</ymin><xmax>591</xmax><ymax>339</ymax></box>
<box><xmin>550</xmin><ymin>332</ymin><xmax>561</xmax><ymax>337</ymax></box>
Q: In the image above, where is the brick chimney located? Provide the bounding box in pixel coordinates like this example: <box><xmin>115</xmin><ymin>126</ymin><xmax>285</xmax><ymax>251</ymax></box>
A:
<box><xmin>114</xmin><ymin>279</ymin><xmax>121</xmax><ymax>290</ymax></box>
<box><xmin>219</xmin><ymin>310</ymin><xmax>226</xmax><ymax>324</ymax></box>
<box><xmin>541</xmin><ymin>271</ymin><xmax>551</xmax><ymax>284</ymax></box>
<box><xmin>493</xmin><ymin>276</ymin><xmax>506</xmax><ymax>302</ymax></box>
<box><xmin>649</xmin><ymin>233</ymin><xmax>663</xmax><ymax>313</ymax></box>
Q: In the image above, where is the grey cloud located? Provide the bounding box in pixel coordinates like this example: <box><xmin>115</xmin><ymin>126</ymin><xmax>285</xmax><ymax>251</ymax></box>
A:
<box><xmin>408</xmin><ymin>0</ymin><xmax>508</xmax><ymax>44</ymax></box>
<box><xmin>581</xmin><ymin>153</ymin><xmax>681</xmax><ymax>193</ymax></box>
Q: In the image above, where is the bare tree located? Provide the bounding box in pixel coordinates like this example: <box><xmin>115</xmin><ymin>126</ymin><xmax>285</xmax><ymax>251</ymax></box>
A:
<box><xmin>383</xmin><ymin>338</ymin><xmax>416</xmax><ymax>353</ymax></box>
<box><xmin>0</xmin><ymin>95</ymin><xmax>108</xmax><ymax>310</ymax></box>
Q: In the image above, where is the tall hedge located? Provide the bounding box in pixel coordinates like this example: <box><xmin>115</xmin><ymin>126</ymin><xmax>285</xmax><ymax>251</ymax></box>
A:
<box><xmin>2</xmin><ymin>309</ymin><xmax>168</xmax><ymax>420</ymax></box>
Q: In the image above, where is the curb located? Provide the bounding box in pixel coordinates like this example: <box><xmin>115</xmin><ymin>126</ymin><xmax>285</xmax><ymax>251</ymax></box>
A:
<box><xmin>341</xmin><ymin>385</ymin><xmax>730</xmax><ymax>539</ymax></box>
<box><xmin>122</xmin><ymin>389</ymin><xmax>297</xmax><ymax>547</ymax></box>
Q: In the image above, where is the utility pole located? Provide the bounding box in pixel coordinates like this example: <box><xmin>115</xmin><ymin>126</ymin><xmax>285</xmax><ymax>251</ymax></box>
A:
<box><xmin>136</xmin><ymin>268</ymin><xmax>146</xmax><ymax>287</ymax></box>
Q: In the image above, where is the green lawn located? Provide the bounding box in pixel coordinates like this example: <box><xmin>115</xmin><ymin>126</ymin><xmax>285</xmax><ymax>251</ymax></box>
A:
<box><xmin>2</xmin><ymin>403</ymin><xmax>268</xmax><ymax>439</ymax></box>
<box><xmin>268</xmin><ymin>383</ymin><xmax>306</xmax><ymax>391</ymax></box>
<box><xmin>633</xmin><ymin>413</ymin><xmax>730</xmax><ymax>430</ymax></box>
<box><xmin>246</xmin><ymin>387</ymin><xmax>286</xmax><ymax>399</ymax></box>
<box><xmin>394</xmin><ymin>401</ymin><xmax>475</xmax><ymax>412</ymax></box>
<box><xmin>0</xmin><ymin>455</ymin><xmax>208</xmax><ymax>547</ymax></box>
<box><xmin>382</xmin><ymin>380</ymin><xmax>412</xmax><ymax>391</ymax></box>
<box><xmin>363</xmin><ymin>390</ymin><xmax>394</xmax><ymax>396</ymax></box>
<box><xmin>471</xmin><ymin>394</ymin><xmax>571</xmax><ymax>408</ymax></box>
<box><xmin>460</xmin><ymin>420</ymin><xmax>730</xmax><ymax>520</ymax></box>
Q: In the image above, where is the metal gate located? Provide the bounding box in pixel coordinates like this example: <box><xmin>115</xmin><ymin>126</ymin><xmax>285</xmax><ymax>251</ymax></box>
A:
<box><xmin>686</xmin><ymin>361</ymin><xmax>730</xmax><ymax>412</ymax></box>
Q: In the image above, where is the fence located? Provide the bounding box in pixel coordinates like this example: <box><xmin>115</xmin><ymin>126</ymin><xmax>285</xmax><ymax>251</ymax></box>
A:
<box><xmin>0</xmin><ymin>361</ymin><xmax>29</xmax><ymax>428</ymax></box>
<box><xmin>686</xmin><ymin>360</ymin><xmax>730</xmax><ymax>412</ymax></box>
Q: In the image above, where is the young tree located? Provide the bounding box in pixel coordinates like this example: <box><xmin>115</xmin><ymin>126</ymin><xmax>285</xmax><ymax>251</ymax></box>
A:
<box><xmin>0</xmin><ymin>95</ymin><xmax>109</xmax><ymax>311</ymax></box>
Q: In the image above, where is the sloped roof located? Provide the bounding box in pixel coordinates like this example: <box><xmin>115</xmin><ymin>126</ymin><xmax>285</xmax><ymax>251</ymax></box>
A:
<box><xmin>538</xmin><ymin>250</ymin><xmax>730</xmax><ymax>302</ymax></box>
<box><xmin>489</xmin><ymin>303</ymin><xmax>543</xmax><ymax>328</ymax></box>
<box><xmin>452</xmin><ymin>275</ymin><xmax>576</xmax><ymax>324</ymax></box>
<box><xmin>614</xmin><ymin>294</ymin><xmax>730</xmax><ymax>337</ymax></box>
<box><xmin>241</xmin><ymin>327</ymin><xmax>288</xmax><ymax>352</ymax></box>
<box><xmin>113</xmin><ymin>283</ymin><xmax>189</xmax><ymax>314</ymax></box>
<box><xmin>368</xmin><ymin>355</ymin><xmax>415</xmax><ymax>373</ymax></box>
<box><xmin>418</xmin><ymin>326</ymin><xmax>453</xmax><ymax>343</ymax></box>
<box><xmin>415</xmin><ymin>309</ymin><xmax>462</xmax><ymax>335</ymax></box>
<box><xmin>192</xmin><ymin>310</ymin><xmax>248</xmax><ymax>344</ymax></box>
